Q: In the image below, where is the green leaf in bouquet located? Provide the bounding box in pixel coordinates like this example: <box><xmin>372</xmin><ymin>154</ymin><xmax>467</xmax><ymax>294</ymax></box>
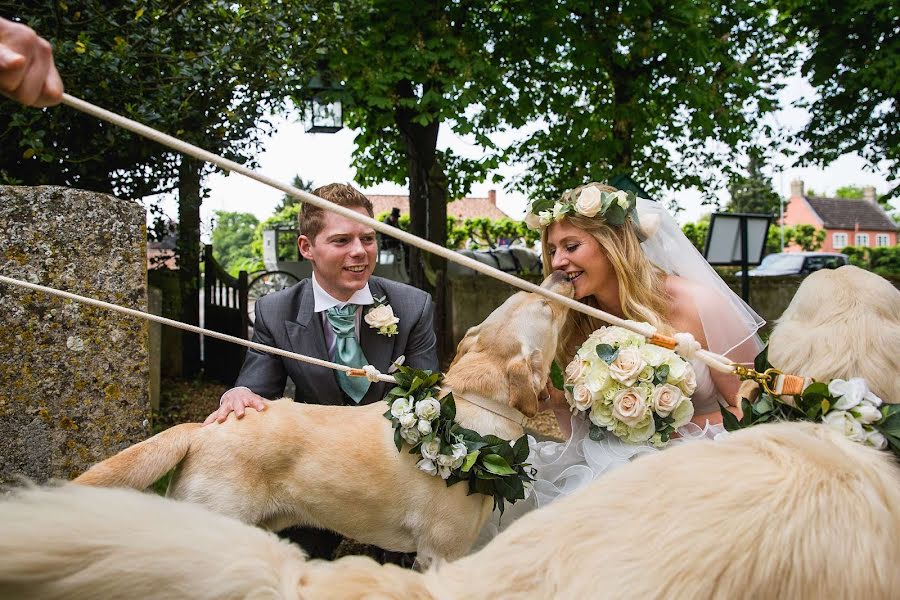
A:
<box><xmin>444</xmin><ymin>473</ymin><xmax>462</xmax><ymax>487</ymax></box>
<box><xmin>820</xmin><ymin>399</ymin><xmax>831</xmax><ymax>414</ymax></box>
<box><xmin>512</xmin><ymin>435</ymin><xmax>530</xmax><ymax>464</ymax></box>
<box><xmin>393</xmin><ymin>427</ymin><xmax>403</xmax><ymax>452</ymax></box>
<box><xmin>596</xmin><ymin>343</ymin><xmax>619</xmax><ymax>364</ymax></box>
<box><xmin>440</xmin><ymin>394</ymin><xmax>456</xmax><ymax>421</ymax></box>
<box><xmin>461</xmin><ymin>450</ymin><xmax>480</xmax><ymax>473</ymax></box>
<box><xmin>475</xmin><ymin>469</ymin><xmax>499</xmax><ymax>480</ymax></box>
<box><xmin>801</xmin><ymin>382</ymin><xmax>829</xmax><ymax>402</ymax></box>
<box><xmin>481</xmin><ymin>434</ymin><xmax>509</xmax><ymax>447</ymax></box>
<box><xmin>550</xmin><ymin>361</ymin><xmax>565</xmax><ymax>390</ymax></box>
<box><xmin>382</xmin><ymin>408</ymin><xmax>393</xmax><ymax>420</ymax></box>
<box><xmin>752</xmin><ymin>395</ymin><xmax>774</xmax><ymax>415</ymax></box>
<box><xmin>482</xmin><ymin>454</ymin><xmax>517</xmax><ymax>476</ymax></box>
<box><xmin>740</xmin><ymin>398</ymin><xmax>754</xmax><ymax>426</ymax></box>
<box><xmin>653</xmin><ymin>364</ymin><xmax>670</xmax><ymax>386</ymax></box>
<box><xmin>494</xmin><ymin>474</ymin><xmax>526</xmax><ymax>501</ymax></box>
<box><xmin>408</xmin><ymin>376</ymin><xmax>424</xmax><ymax>394</ymax></box>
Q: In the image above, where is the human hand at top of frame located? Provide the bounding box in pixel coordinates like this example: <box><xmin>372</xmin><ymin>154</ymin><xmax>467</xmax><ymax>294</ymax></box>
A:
<box><xmin>0</xmin><ymin>18</ymin><xmax>63</xmax><ymax>107</ymax></box>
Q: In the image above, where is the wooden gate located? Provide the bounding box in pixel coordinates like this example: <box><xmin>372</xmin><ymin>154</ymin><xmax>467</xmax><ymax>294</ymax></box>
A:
<box><xmin>203</xmin><ymin>245</ymin><xmax>248</xmax><ymax>384</ymax></box>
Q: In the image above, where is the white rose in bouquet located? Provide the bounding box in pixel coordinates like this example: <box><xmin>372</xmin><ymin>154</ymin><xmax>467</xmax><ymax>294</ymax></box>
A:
<box><xmin>400</xmin><ymin>426</ymin><xmax>421</xmax><ymax>445</ymax></box>
<box><xmin>416</xmin><ymin>458</ymin><xmax>437</xmax><ymax>476</ymax></box>
<box><xmin>611</xmin><ymin>387</ymin><xmax>649</xmax><ymax>427</ymax></box>
<box><xmin>584</xmin><ymin>363</ymin><xmax>611</xmax><ymax>394</ymax></box>
<box><xmin>867</xmin><ymin>430</ymin><xmax>888</xmax><ymax>450</ymax></box>
<box><xmin>574</xmin><ymin>186</ymin><xmax>603</xmax><ymax>217</ymax></box>
<box><xmin>829</xmin><ymin>378</ymin><xmax>867</xmax><ymax>410</ymax></box>
<box><xmin>450</xmin><ymin>442</ymin><xmax>468</xmax><ymax>469</ymax></box>
<box><xmin>415</xmin><ymin>397</ymin><xmax>441</xmax><ymax>421</ymax></box>
<box><xmin>598</xmin><ymin>326</ymin><xmax>643</xmax><ymax>348</ymax></box>
<box><xmin>365</xmin><ymin>304</ymin><xmax>399</xmax><ymax>330</ymax></box>
<box><xmin>853</xmin><ymin>402</ymin><xmax>882</xmax><ymax>425</ymax></box>
<box><xmin>679</xmin><ymin>365</ymin><xmax>697</xmax><ymax>397</ymax></box>
<box><xmin>609</xmin><ymin>347</ymin><xmax>646</xmax><ymax>386</ymax></box>
<box><xmin>565</xmin><ymin>358</ymin><xmax>587</xmax><ymax>383</ymax></box>
<box><xmin>668</xmin><ymin>396</ymin><xmax>695</xmax><ymax>429</ymax></box>
<box><xmin>651</xmin><ymin>384</ymin><xmax>683</xmax><ymax>418</ymax></box>
<box><xmin>391</xmin><ymin>396</ymin><xmax>413</xmax><ymax>418</ymax></box>
<box><xmin>663</xmin><ymin>354</ymin><xmax>688</xmax><ymax>383</ymax></box>
<box><xmin>570</xmin><ymin>383</ymin><xmax>594</xmax><ymax>411</ymax></box>
<box><xmin>822</xmin><ymin>410</ymin><xmax>867</xmax><ymax>443</ymax></box>
<box><xmin>589</xmin><ymin>401</ymin><xmax>616</xmax><ymax>429</ymax></box>
<box><xmin>639</xmin><ymin>343</ymin><xmax>668</xmax><ymax>367</ymax></box>
<box><xmin>417</xmin><ymin>418</ymin><xmax>433</xmax><ymax>435</ymax></box>
<box><xmin>398</xmin><ymin>412</ymin><xmax>417</xmax><ymax>429</ymax></box>
<box><xmin>420</xmin><ymin>438</ymin><xmax>441</xmax><ymax>460</ymax></box>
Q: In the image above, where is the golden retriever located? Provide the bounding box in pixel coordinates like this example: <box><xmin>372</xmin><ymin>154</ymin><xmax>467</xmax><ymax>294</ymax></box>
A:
<box><xmin>768</xmin><ymin>265</ymin><xmax>899</xmax><ymax>402</ymax></box>
<box><xmin>3</xmin><ymin>421</ymin><xmax>899</xmax><ymax>599</ymax></box>
<box><xmin>71</xmin><ymin>272</ymin><xmax>573</xmax><ymax>564</ymax></box>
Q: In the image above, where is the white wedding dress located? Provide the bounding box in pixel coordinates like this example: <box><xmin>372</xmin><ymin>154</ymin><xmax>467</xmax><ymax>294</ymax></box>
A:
<box><xmin>475</xmin><ymin>360</ymin><xmax>727</xmax><ymax>544</ymax></box>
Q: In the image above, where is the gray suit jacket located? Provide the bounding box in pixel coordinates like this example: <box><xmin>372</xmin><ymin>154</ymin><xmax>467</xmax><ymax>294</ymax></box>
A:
<box><xmin>234</xmin><ymin>276</ymin><xmax>438</xmax><ymax>405</ymax></box>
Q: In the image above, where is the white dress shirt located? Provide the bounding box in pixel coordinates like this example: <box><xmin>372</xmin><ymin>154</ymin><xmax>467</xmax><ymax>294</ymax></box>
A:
<box><xmin>311</xmin><ymin>273</ymin><xmax>374</xmax><ymax>360</ymax></box>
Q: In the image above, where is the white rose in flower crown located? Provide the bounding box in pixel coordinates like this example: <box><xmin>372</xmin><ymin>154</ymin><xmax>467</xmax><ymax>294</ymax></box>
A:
<box><xmin>552</xmin><ymin>201</ymin><xmax>568</xmax><ymax>220</ymax></box>
<box><xmin>829</xmin><ymin>378</ymin><xmax>867</xmax><ymax>410</ymax></box>
<box><xmin>365</xmin><ymin>304</ymin><xmax>399</xmax><ymax>330</ymax></box>
<box><xmin>611</xmin><ymin>387</ymin><xmax>649</xmax><ymax>427</ymax></box>
<box><xmin>420</xmin><ymin>438</ymin><xmax>441</xmax><ymax>460</ymax></box>
<box><xmin>417</xmin><ymin>418</ymin><xmax>433</xmax><ymax>435</ymax></box>
<box><xmin>390</xmin><ymin>397</ymin><xmax>413</xmax><ymax>418</ymax></box>
<box><xmin>415</xmin><ymin>397</ymin><xmax>441</xmax><ymax>421</ymax></box>
<box><xmin>575</xmin><ymin>186</ymin><xmax>603</xmax><ymax>217</ymax></box>
<box><xmin>822</xmin><ymin>410</ymin><xmax>867</xmax><ymax>443</ymax></box>
<box><xmin>867</xmin><ymin>430</ymin><xmax>888</xmax><ymax>451</ymax></box>
<box><xmin>401</xmin><ymin>426</ymin><xmax>421</xmax><ymax>445</ymax></box>
<box><xmin>416</xmin><ymin>458</ymin><xmax>437</xmax><ymax>476</ymax></box>
<box><xmin>608</xmin><ymin>347</ymin><xmax>646</xmax><ymax>386</ymax></box>
<box><xmin>610</xmin><ymin>190</ymin><xmax>630</xmax><ymax>211</ymax></box>
<box><xmin>651</xmin><ymin>384</ymin><xmax>683</xmax><ymax>417</ymax></box>
<box><xmin>398</xmin><ymin>412</ymin><xmax>417</xmax><ymax>429</ymax></box>
<box><xmin>565</xmin><ymin>358</ymin><xmax>587</xmax><ymax>383</ymax></box>
<box><xmin>538</xmin><ymin>210</ymin><xmax>553</xmax><ymax>226</ymax></box>
<box><xmin>570</xmin><ymin>383</ymin><xmax>594</xmax><ymax>411</ymax></box>
<box><xmin>524</xmin><ymin>211</ymin><xmax>542</xmax><ymax>230</ymax></box>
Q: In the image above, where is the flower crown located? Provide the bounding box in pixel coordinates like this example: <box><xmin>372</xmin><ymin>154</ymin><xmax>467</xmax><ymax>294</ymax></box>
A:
<box><xmin>524</xmin><ymin>184</ymin><xmax>639</xmax><ymax>231</ymax></box>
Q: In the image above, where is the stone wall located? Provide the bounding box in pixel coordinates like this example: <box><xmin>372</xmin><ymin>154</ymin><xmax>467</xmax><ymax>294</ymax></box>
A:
<box><xmin>0</xmin><ymin>186</ymin><xmax>150</xmax><ymax>484</ymax></box>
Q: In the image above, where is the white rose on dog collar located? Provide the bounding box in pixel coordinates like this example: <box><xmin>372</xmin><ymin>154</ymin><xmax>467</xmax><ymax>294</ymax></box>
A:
<box><xmin>365</xmin><ymin>296</ymin><xmax>399</xmax><ymax>337</ymax></box>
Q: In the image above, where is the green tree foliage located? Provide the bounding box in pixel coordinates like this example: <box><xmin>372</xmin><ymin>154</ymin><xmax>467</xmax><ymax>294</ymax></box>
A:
<box><xmin>775</xmin><ymin>0</ymin><xmax>899</xmax><ymax>202</ymax></box>
<box><xmin>375</xmin><ymin>212</ymin><xmax>539</xmax><ymax>250</ymax></box>
<box><xmin>501</xmin><ymin>0</ymin><xmax>795</xmax><ymax>201</ymax></box>
<box><xmin>842</xmin><ymin>245</ymin><xmax>900</xmax><ymax>275</ymax></box>
<box><xmin>1</xmin><ymin>1</ymin><xmax>339</xmax><ymax>373</ymax></box>
<box><xmin>274</xmin><ymin>175</ymin><xmax>315</xmax><ymax>212</ymax></box>
<box><xmin>682</xmin><ymin>219</ymin><xmax>825</xmax><ymax>254</ymax></box>
<box><xmin>211</xmin><ymin>211</ymin><xmax>261</xmax><ymax>276</ymax></box>
<box><xmin>835</xmin><ymin>185</ymin><xmax>864</xmax><ymax>199</ymax></box>
<box><xmin>251</xmin><ymin>204</ymin><xmax>302</xmax><ymax>263</ymax></box>
<box><xmin>726</xmin><ymin>154</ymin><xmax>782</xmax><ymax>215</ymax></box>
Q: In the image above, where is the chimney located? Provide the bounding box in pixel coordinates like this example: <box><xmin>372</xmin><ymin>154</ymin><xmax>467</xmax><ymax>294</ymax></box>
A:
<box><xmin>863</xmin><ymin>185</ymin><xmax>877</xmax><ymax>203</ymax></box>
<box><xmin>790</xmin><ymin>179</ymin><xmax>804</xmax><ymax>198</ymax></box>
<box><xmin>487</xmin><ymin>189</ymin><xmax>497</xmax><ymax>206</ymax></box>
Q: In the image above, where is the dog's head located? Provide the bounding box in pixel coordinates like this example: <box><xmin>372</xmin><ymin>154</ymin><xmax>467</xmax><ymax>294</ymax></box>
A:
<box><xmin>445</xmin><ymin>271</ymin><xmax>573</xmax><ymax>417</ymax></box>
<box><xmin>768</xmin><ymin>265</ymin><xmax>900</xmax><ymax>402</ymax></box>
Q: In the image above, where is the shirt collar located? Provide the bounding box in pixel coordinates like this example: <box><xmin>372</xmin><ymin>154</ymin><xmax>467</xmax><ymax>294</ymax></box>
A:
<box><xmin>311</xmin><ymin>273</ymin><xmax>374</xmax><ymax>313</ymax></box>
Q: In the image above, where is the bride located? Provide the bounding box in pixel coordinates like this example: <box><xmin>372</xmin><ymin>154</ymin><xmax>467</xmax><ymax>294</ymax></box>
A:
<box><xmin>522</xmin><ymin>182</ymin><xmax>765</xmax><ymax>510</ymax></box>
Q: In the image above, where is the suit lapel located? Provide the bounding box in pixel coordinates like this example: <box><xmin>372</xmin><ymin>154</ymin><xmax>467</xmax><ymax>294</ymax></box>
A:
<box><xmin>285</xmin><ymin>280</ymin><xmax>342</xmax><ymax>402</ymax></box>
<box><xmin>360</xmin><ymin>279</ymin><xmax>397</xmax><ymax>403</ymax></box>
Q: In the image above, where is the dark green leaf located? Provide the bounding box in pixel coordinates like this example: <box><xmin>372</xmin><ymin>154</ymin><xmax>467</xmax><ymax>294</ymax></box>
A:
<box><xmin>596</xmin><ymin>344</ymin><xmax>619</xmax><ymax>364</ymax></box>
<box><xmin>754</xmin><ymin>346</ymin><xmax>771</xmax><ymax>373</ymax></box>
<box><xmin>482</xmin><ymin>453</ymin><xmax>517</xmax><ymax>476</ymax></box>
<box><xmin>589</xmin><ymin>424</ymin><xmax>605</xmax><ymax>441</ymax></box>
<box><xmin>721</xmin><ymin>405</ymin><xmax>742</xmax><ymax>431</ymax></box>
<box><xmin>549</xmin><ymin>361</ymin><xmax>565</xmax><ymax>390</ymax></box>
<box><xmin>393</xmin><ymin>427</ymin><xmax>403</xmax><ymax>452</ymax></box>
<box><xmin>512</xmin><ymin>435</ymin><xmax>530</xmax><ymax>464</ymax></box>
<box><xmin>441</xmin><ymin>394</ymin><xmax>456</xmax><ymax>421</ymax></box>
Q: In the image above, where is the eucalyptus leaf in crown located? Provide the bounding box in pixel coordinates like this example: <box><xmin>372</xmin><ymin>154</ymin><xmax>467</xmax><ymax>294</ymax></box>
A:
<box><xmin>524</xmin><ymin>185</ymin><xmax>638</xmax><ymax>231</ymax></box>
<box><xmin>382</xmin><ymin>365</ymin><xmax>535</xmax><ymax>514</ymax></box>
<box><xmin>721</xmin><ymin>347</ymin><xmax>899</xmax><ymax>457</ymax></box>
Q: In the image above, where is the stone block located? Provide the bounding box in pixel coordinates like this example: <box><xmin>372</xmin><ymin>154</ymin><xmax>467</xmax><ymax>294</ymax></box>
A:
<box><xmin>0</xmin><ymin>186</ymin><xmax>150</xmax><ymax>484</ymax></box>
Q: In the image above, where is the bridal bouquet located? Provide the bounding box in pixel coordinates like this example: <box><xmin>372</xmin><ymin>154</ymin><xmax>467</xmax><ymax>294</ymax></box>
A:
<box><xmin>564</xmin><ymin>325</ymin><xmax>697</xmax><ymax>447</ymax></box>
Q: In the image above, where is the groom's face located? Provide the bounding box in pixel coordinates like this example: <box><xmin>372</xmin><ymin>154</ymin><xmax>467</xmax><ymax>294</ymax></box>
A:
<box><xmin>298</xmin><ymin>207</ymin><xmax>377</xmax><ymax>301</ymax></box>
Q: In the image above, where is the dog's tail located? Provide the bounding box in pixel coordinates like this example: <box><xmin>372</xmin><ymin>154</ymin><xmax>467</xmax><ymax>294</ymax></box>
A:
<box><xmin>73</xmin><ymin>423</ymin><xmax>200</xmax><ymax>490</ymax></box>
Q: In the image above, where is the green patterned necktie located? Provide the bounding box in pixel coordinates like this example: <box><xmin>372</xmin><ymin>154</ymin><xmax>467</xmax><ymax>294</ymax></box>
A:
<box><xmin>324</xmin><ymin>304</ymin><xmax>370</xmax><ymax>403</ymax></box>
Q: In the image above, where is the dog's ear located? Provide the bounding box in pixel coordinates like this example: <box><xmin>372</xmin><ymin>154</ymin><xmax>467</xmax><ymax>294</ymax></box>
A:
<box><xmin>506</xmin><ymin>350</ymin><xmax>543</xmax><ymax>418</ymax></box>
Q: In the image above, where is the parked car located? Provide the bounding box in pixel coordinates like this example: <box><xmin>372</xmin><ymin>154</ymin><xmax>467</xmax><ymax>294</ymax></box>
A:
<box><xmin>742</xmin><ymin>252</ymin><xmax>849</xmax><ymax>277</ymax></box>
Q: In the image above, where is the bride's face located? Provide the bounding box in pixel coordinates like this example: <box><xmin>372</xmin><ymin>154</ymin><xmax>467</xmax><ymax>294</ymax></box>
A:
<box><xmin>546</xmin><ymin>219</ymin><xmax>615</xmax><ymax>300</ymax></box>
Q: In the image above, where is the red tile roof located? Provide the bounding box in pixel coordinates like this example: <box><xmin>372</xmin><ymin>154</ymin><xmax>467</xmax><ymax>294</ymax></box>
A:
<box><xmin>368</xmin><ymin>191</ymin><xmax>512</xmax><ymax>221</ymax></box>
<box><xmin>805</xmin><ymin>197</ymin><xmax>897</xmax><ymax>232</ymax></box>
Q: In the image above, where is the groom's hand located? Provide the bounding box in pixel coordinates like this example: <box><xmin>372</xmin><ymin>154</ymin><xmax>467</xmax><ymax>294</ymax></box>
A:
<box><xmin>203</xmin><ymin>386</ymin><xmax>268</xmax><ymax>426</ymax></box>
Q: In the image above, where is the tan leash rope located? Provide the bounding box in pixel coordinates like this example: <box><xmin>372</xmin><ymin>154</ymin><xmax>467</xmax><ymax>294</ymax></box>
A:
<box><xmin>0</xmin><ymin>274</ymin><xmax>396</xmax><ymax>384</ymax></box>
<box><xmin>51</xmin><ymin>93</ymin><xmax>737</xmax><ymax>375</ymax></box>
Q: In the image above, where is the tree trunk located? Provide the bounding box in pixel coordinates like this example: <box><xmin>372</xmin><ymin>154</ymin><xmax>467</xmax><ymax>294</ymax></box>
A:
<box><xmin>177</xmin><ymin>156</ymin><xmax>203</xmax><ymax>377</ymax></box>
<box><xmin>395</xmin><ymin>80</ymin><xmax>451</xmax><ymax>362</ymax></box>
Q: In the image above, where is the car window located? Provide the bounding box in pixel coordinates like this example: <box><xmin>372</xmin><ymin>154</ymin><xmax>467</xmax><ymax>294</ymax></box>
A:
<box><xmin>758</xmin><ymin>254</ymin><xmax>804</xmax><ymax>271</ymax></box>
<box><xmin>804</xmin><ymin>256</ymin><xmax>826</xmax><ymax>271</ymax></box>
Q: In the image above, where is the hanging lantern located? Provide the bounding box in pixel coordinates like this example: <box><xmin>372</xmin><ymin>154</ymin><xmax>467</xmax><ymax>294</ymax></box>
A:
<box><xmin>304</xmin><ymin>71</ymin><xmax>343</xmax><ymax>134</ymax></box>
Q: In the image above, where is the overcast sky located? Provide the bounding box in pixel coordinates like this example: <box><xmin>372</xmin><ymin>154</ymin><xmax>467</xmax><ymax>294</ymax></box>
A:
<box><xmin>152</xmin><ymin>71</ymin><xmax>895</xmax><ymax>237</ymax></box>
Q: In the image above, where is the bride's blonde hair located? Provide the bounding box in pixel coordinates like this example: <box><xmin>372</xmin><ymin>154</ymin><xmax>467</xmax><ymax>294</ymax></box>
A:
<box><xmin>541</xmin><ymin>183</ymin><xmax>672</xmax><ymax>365</ymax></box>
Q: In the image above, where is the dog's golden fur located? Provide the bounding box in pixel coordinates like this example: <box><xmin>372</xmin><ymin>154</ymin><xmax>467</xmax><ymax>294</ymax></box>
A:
<box><xmin>71</xmin><ymin>273</ymin><xmax>573</xmax><ymax>564</ymax></box>
<box><xmin>768</xmin><ymin>265</ymin><xmax>900</xmax><ymax>402</ymax></box>
<box><xmin>4</xmin><ymin>421</ymin><xmax>899</xmax><ymax>599</ymax></box>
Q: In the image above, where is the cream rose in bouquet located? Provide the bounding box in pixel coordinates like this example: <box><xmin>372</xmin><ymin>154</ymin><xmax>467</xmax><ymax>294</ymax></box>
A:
<box><xmin>564</xmin><ymin>325</ymin><xmax>696</xmax><ymax>447</ymax></box>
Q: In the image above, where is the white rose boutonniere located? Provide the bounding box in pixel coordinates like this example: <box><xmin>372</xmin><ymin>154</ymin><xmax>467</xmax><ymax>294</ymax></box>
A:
<box><xmin>365</xmin><ymin>296</ymin><xmax>400</xmax><ymax>337</ymax></box>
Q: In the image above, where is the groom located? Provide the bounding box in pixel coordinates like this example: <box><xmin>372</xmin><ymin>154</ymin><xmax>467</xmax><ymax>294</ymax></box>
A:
<box><xmin>205</xmin><ymin>182</ymin><xmax>438</xmax><ymax>561</ymax></box>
